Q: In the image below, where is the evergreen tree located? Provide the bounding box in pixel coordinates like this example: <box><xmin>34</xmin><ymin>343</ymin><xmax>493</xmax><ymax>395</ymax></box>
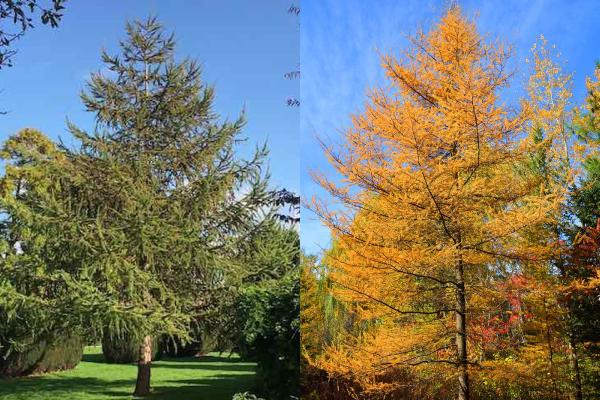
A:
<box><xmin>0</xmin><ymin>128</ymin><xmax>73</xmax><ymax>362</ymax></box>
<box><xmin>0</xmin><ymin>18</ymin><xmax>272</xmax><ymax>396</ymax></box>
<box><xmin>567</xmin><ymin>61</ymin><xmax>600</xmax><ymax>399</ymax></box>
<box><xmin>573</xmin><ymin>63</ymin><xmax>600</xmax><ymax>228</ymax></box>
<box><xmin>228</xmin><ymin>207</ymin><xmax>300</xmax><ymax>398</ymax></box>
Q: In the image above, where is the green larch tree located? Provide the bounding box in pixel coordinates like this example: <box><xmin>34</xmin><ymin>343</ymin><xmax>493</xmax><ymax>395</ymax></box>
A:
<box><xmin>0</xmin><ymin>17</ymin><xmax>273</xmax><ymax>396</ymax></box>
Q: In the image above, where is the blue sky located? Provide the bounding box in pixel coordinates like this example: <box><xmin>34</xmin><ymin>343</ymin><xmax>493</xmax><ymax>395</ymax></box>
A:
<box><xmin>301</xmin><ymin>0</ymin><xmax>600</xmax><ymax>255</ymax></box>
<box><xmin>0</xmin><ymin>1</ymin><xmax>299</xmax><ymax>193</ymax></box>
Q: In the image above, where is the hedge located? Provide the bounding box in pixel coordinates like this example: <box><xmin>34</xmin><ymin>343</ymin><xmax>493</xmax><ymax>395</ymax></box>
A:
<box><xmin>0</xmin><ymin>335</ymin><xmax>83</xmax><ymax>377</ymax></box>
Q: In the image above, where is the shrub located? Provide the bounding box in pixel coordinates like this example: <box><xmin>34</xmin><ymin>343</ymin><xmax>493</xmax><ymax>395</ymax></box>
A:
<box><xmin>232</xmin><ymin>392</ymin><xmax>265</xmax><ymax>400</ymax></box>
<box><xmin>160</xmin><ymin>335</ymin><xmax>202</xmax><ymax>358</ymax></box>
<box><xmin>101</xmin><ymin>333</ymin><xmax>161</xmax><ymax>363</ymax></box>
<box><xmin>0</xmin><ymin>334</ymin><xmax>83</xmax><ymax>377</ymax></box>
<box><xmin>234</xmin><ymin>272</ymin><xmax>300</xmax><ymax>399</ymax></box>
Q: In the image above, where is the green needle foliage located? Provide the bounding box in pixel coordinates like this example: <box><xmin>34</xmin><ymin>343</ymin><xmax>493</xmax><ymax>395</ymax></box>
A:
<box><xmin>0</xmin><ymin>17</ymin><xmax>273</xmax><ymax>394</ymax></box>
<box><xmin>0</xmin><ymin>129</ymin><xmax>77</xmax><ymax>360</ymax></box>
<box><xmin>234</xmin><ymin>268</ymin><xmax>300</xmax><ymax>400</ymax></box>
<box><xmin>572</xmin><ymin>63</ymin><xmax>600</xmax><ymax>228</ymax></box>
<box><xmin>226</xmin><ymin>205</ymin><xmax>300</xmax><ymax>399</ymax></box>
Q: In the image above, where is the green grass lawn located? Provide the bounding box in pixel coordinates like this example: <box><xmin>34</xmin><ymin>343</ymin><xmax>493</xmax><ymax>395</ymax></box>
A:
<box><xmin>0</xmin><ymin>346</ymin><xmax>257</xmax><ymax>400</ymax></box>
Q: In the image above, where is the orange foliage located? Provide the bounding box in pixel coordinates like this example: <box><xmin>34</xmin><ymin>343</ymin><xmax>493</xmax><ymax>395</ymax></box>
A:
<box><xmin>310</xmin><ymin>6</ymin><xmax>567</xmax><ymax>398</ymax></box>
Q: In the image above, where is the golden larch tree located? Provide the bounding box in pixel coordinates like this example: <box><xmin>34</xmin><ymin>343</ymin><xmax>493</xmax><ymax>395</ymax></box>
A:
<box><xmin>311</xmin><ymin>7</ymin><xmax>564</xmax><ymax>400</ymax></box>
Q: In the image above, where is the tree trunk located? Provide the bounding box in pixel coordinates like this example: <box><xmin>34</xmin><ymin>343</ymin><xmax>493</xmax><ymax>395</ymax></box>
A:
<box><xmin>568</xmin><ymin>334</ymin><xmax>583</xmax><ymax>400</ymax></box>
<box><xmin>455</xmin><ymin>257</ymin><xmax>469</xmax><ymax>400</ymax></box>
<box><xmin>133</xmin><ymin>335</ymin><xmax>152</xmax><ymax>396</ymax></box>
<box><xmin>555</xmin><ymin>222</ymin><xmax>583</xmax><ymax>400</ymax></box>
<box><xmin>542</xmin><ymin>299</ymin><xmax>560</xmax><ymax>400</ymax></box>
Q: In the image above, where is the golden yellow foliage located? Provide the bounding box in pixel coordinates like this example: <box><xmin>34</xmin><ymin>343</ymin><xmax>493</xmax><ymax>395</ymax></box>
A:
<box><xmin>310</xmin><ymin>6</ymin><xmax>568</xmax><ymax>399</ymax></box>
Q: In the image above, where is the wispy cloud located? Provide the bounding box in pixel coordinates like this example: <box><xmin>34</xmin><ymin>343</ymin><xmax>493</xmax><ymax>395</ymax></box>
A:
<box><xmin>301</xmin><ymin>0</ymin><xmax>600</xmax><ymax>255</ymax></box>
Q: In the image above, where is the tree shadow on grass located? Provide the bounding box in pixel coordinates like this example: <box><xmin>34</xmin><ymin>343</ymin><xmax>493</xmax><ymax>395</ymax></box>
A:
<box><xmin>151</xmin><ymin>356</ymin><xmax>257</xmax><ymax>399</ymax></box>
<box><xmin>0</xmin><ymin>354</ymin><xmax>257</xmax><ymax>400</ymax></box>
<box><xmin>0</xmin><ymin>373</ymin><xmax>256</xmax><ymax>400</ymax></box>
<box><xmin>152</xmin><ymin>362</ymin><xmax>255</xmax><ymax>373</ymax></box>
<box><xmin>158</xmin><ymin>355</ymin><xmax>247</xmax><ymax>363</ymax></box>
<box><xmin>149</xmin><ymin>374</ymin><xmax>257</xmax><ymax>400</ymax></box>
<box><xmin>161</xmin><ymin>356</ymin><xmax>241</xmax><ymax>363</ymax></box>
<box><xmin>0</xmin><ymin>376</ymin><xmax>135</xmax><ymax>398</ymax></box>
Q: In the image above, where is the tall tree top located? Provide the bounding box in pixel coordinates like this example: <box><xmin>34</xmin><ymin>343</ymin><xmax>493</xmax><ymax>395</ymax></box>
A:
<box><xmin>70</xmin><ymin>17</ymin><xmax>263</xmax><ymax>194</ymax></box>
